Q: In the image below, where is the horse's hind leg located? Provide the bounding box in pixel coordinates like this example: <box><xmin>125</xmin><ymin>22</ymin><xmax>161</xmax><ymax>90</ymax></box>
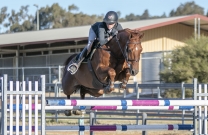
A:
<box><xmin>72</xmin><ymin>87</ymin><xmax>86</xmax><ymax>115</ymax></box>
<box><xmin>64</xmin><ymin>87</ymin><xmax>86</xmax><ymax>116</ymax></box>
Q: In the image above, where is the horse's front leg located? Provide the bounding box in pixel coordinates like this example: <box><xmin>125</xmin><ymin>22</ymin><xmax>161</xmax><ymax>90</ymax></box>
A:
<box><xmin>65</xmin><ymin>87</ymin><xmax>86</xmax><ymax>116</ymax></box>
<box><xmin>106</xmin><ymin>68</ymin><xmax>116</xmax><ymax>93</ymax></box>
<box><xmin>97</xmin><ymin>66</ymin><xmax>116</xmax><ymax>93</ymax></box>
<box><xmin>119</xmin><ymin>68</ymin><xmax>131</xmax><ymax>90</ymax></box>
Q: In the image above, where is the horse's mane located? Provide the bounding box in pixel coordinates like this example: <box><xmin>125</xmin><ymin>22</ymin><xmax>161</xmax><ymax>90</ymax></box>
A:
<box><xmin>118</xmin><ymin>28</ymin><xmax>142</xmax><ymax>35</ymax></box>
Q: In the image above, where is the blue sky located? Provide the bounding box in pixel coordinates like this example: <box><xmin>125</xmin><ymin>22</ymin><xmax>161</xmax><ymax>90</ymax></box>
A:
<box><xmin>2</xmin><ymin>0</ymin><xmax>208</xmax><ymax>18</ymax></box>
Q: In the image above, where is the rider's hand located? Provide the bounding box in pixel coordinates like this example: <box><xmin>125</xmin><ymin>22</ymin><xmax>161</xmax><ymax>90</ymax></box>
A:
<box><xmin>108</xmin><ymin>36</ymin><xmax>113</xmax><ymax>41</ymax></box>
<box><xmin>113</xmin><ymin>30</ymin><xmax>118</xmax><ymax>36</ymax></box>
<box><xmin>111</xmin><ymin>29</ymin><xmax>118</xmax><ymax>37</ymax></box>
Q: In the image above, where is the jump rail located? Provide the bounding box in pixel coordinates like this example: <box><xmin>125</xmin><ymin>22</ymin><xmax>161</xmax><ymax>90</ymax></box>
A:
<box><xmin>1</xmin><ymin>75</ymin><xmax>208</xmax><ymax>135</ymax></box>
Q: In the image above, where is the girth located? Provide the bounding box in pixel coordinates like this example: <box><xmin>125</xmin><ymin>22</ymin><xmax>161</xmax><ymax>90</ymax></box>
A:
<box><xmin>87</xmin><ymin>59</ymin><xmax>108</xmax><ymax>89</ymax></box>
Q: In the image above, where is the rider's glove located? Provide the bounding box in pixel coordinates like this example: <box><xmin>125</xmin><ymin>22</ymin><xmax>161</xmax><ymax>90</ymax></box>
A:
<box><xmin>113</xmin><ymin>30</ymin><xmax>118</xmax><ymax>36</ymax></box>
<box><xmin>111</xmin><ymin>29</ymin><xmax>118</xmax><ymax>37</ymax></box>
<box><xmin>108</xmin><ymin>36</ymin><xmax>113</xmax><ymax>41</ymax></box>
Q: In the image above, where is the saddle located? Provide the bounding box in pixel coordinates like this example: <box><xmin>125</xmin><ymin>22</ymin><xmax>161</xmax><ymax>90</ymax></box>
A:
<box><xmin>76</xmin><ymin>41</ymin><xmax>100</xmax><ymax>62</ymax></box>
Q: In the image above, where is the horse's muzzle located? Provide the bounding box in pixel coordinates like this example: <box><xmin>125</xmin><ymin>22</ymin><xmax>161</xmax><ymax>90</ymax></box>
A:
<box><xmin>130</xmin><ymin>69</ymin><xmax>139</xmax><ymax>76</ymax></box>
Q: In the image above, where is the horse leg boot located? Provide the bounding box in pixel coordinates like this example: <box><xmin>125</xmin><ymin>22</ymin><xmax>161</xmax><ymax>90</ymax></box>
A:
<box><xmin>119</xmin><ymin>69</ymin><xmax>131</xmax><ymax>90</ymax></box>
<box><xmin>67</xmin><ymin>47</ymin><xmax>88</xmax><ymax>75</ymax></box>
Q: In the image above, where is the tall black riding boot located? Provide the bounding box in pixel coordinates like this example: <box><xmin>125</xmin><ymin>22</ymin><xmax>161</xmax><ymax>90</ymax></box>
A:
<box><xmin>67</xmin><ymin>47</ymin><xmax>88</xmax><ymax>75</ymax></box>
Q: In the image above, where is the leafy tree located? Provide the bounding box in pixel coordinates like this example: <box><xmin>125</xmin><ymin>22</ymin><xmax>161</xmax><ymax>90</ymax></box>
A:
<box><xmin>124</xmin><ymin>9</ymin><xmax>167</xmax><ymax>21</ymax></box>
<box><xmin>68</xmin><ymin>4</ymin><xmax>79</xmax><ymax>11</ymax></box>
<box><xmin>125</xmin><ymin>13</ymin><xmax>140</xmax><ymax>21</ymax></box>
<box><xmin>169</xmin><ymin>9</ymin><xmax>175</xmax><ymax>17</ymax></box>
<box><xmin>140</xmin><ymin>9</ymin><xmax>150</xmax><ymax>20</ymax></box>
<box><xmin>38</xmin><ymin>5</ymin><xmax>53</xmax><ymax>29</ymax></box>
<box><xmin>1</xmin><ymin>3</ymin><xmax>105</xmax><ymax>32</ymax></box>
<box><xmin>160</xmin><ymin>35</ymin><xmax>208</xmax><ymax>83</ymax></box>
<box><xmin>161</xmin><ymin>12</ymin><xmax>167</xmax><ymax>18</ymax></box>
<box><xmin>38</xmin><ymin>3</ymin><xmax>103</xmax><ymax>29</ymax></box>
<box><xmin>4</xmin><ymin>5</ymin><xmax>35</xmax><ymax>32</ymax></box>
<box><xmin>50</xmin><ymin>3</ymin><xmax>66</xmax><ymax>28</ymax></box>
<box><xmin>169</xmin><ymin>1</ymin><xmax>204</xmax><ymax>16</ymax></box>
<box><xmin>160</xmin><ymin>35</ymin><xmax>208</xmax><ymax>97</ymax></box>
<box><xmin>0</xmin><ymin>7</ymin><xmax>8</xmax><ymax>24</ymax></box>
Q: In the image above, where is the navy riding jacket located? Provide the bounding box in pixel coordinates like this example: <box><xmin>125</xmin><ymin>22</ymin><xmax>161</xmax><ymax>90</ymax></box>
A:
<box><xmin>91</xmin><ymin>22</ymin><xmax>123</xmax><ymax>46</ymax></box>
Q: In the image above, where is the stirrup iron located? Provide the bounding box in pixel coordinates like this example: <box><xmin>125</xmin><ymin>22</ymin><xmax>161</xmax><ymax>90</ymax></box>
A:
<box><xmin>67</xmin><ymin>57</ymin><xmax>85</xmax><ymax>75</ymax></box>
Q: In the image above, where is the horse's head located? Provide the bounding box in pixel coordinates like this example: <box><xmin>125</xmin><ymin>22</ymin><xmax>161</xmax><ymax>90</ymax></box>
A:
<box><xmin>125</xmin><ymin>29</ymin><xmax>144</xmax><ymax>75</ymax></box>
<box><xmin>109</xmin><ymin>28</ymin><xmax>144</xmax><ymax>76</ymax></box>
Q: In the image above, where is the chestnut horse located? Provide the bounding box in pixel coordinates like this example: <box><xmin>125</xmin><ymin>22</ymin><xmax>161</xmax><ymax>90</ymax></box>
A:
<box><xmin>62</xmin><ymin>28</ymin><xmax>144</xmax><ymax>115</ymax></box>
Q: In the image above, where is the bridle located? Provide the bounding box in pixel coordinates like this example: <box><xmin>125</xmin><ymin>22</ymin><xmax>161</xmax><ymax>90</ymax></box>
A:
<box><xmin>115</xmin><ymin>34</ymin><xmax>141</xmax><ymax>68</ymax></box>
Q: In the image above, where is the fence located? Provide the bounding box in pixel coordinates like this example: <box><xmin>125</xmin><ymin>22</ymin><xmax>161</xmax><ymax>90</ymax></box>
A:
<box><xmin>0</xmin><ymin>74</ymin><xmax>208</xmax><ymax>135</ymax></box>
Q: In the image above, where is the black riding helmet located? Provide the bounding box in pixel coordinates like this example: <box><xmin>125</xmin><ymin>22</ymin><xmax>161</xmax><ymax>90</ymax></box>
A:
<box><xmin>103</xmin><ymin>11</ymin><xmax>118</xmax><ymax>25</ymax></box>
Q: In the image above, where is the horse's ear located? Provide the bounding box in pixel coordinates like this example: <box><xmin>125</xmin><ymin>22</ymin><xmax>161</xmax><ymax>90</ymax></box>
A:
<box><xmin>139</xmin><ymin>33</ymin><xmax>144</xmax><ymax>39</ymax></box>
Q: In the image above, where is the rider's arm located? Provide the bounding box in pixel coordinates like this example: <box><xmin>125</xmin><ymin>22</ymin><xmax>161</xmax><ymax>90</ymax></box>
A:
<box><xmin>98</xmin><ymin>23</ymin><xmax>123</xmax><ymax>46</ymax></box>
<box><xmin>110</xmin><ymin>23</ymin><xmax>123</xmax><ymax>37</ymax></box>
<box><xmin>98</xmin><ymin>27</ymin><xmax>109</xmax><ymax>46</ymax></box>
<box><xmin>116</xmin><ymin>23</ymin><xmax>123</xmax><ymax>30</ymax></box>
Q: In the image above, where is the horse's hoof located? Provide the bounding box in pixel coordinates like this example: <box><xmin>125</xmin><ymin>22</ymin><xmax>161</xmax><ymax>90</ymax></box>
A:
<box><xmin>119</xmin><ymin>83</ymin><xmax>126</xmax><ymax>89</ymax></box>
<box><xmin>104</xmin><ymin>88</ymin><xmax>112</xmax><ymax>94</ymax></box>
<box><xmin>110</xmin><ymin>87</ymin><xmax>114</xmax><ymax>92</ymax></box>
<box><xmin>64</xmin><ymin>110</ymin><xmax>72</xmax><ymax>116</ymax></box>
<box><xmin>73</xmin><ymin>110</ymin><xmax>82</xmax><ymax>115</ymax></box>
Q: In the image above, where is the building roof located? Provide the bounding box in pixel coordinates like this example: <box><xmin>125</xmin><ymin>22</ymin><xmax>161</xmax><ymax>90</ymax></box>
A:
<box><xmin>0</xmin><ymin>14</ymin><xmax>208</xmax><ymax>47</ymax></box>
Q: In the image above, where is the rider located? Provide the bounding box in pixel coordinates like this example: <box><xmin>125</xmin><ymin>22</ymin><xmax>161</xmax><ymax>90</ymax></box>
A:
<box><xmin>68</xmin><ymin>11</ymin><xmax>123</xmax><ymax>74</ymax></box>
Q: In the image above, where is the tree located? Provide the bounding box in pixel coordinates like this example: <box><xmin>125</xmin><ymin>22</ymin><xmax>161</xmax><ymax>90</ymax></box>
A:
<box><xmin>160</xmin><ymin>35</ymin><xmax>208</xmax><ymax>83</ymax></box>
<box><xmin>38</xmin><ymin>3</ymin><xmax>103</xmax><ymax>29</ymax></box>
<box><xmin>125</xmin><ymin>13</ymin><xmax>140</xmax><ymax>21</ymax></box>
<box><xmin>0</xmin><ymin>7</ymin><xmax>8</xmax><ymax>24</ymax></box>
<box><xmin>169</xmin><ymin>9</ymin><xmax>175</xmax><ymax>17</ymax></box>
<box><xmin>160</xmin><ymin>35</ymin><xmax>208</xmax><ymax>98</ymax></box>
<box><xmin>169</xmin><ymin>1</ymin><xmax>204</xmax><ymax>16</ymax></box>
<box><xmin>140</xmin><ymin>9</ymin><xmax>150</xmax><ymax>20</ymax></box>
<box><xmin>4</xmin><ymin>5</ymin><xmax>35</xmax><ymax>33</ymax></box>
<box><xmin>161</xmin><ymin>12</ymin><xmax>167</xmax><ymax>18</ymax></box>
<box><xmin>68</xmin><ymin>4</ymin><xmax>79</xmax><ymax>12</ymax></box>
<box><xmin>50</xmin><ymin>3</ymin><xmax>66</xmax><ymax>28</ymax></box>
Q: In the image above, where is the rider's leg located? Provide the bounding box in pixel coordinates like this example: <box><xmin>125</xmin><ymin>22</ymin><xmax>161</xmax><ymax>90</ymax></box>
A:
<box><xmin>76</xmin><ymin>27</ymin><xmax>96</xmax><ymax>62</ymax></box>
<box><xmin>67</xmin><ymin>28</ymin><xmax>96</xmax><ymax>74</ymax></box>
<box><xmin>86</xmin><ymin>27</ymin><xmax>96</xmax><ymax>54</ymax></box>
<box><xmin>77</xmin><ymin>47</ymin><xmax>88</xmax><ymax>62</ymax></box>
<box><xmin>74</xmin><ymin>39</ymin><xmax>94</xmax><ymax>64</ymax></box>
